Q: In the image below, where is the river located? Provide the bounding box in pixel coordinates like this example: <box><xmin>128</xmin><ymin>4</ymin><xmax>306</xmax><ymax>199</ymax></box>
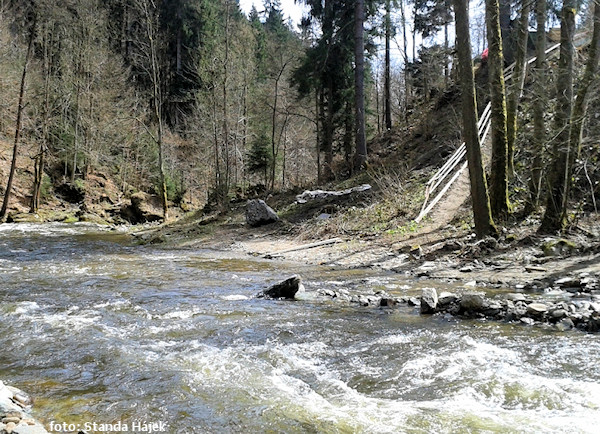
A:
<box><xmin>1</xmin><ymin>223</ymin><xmax>599</xmax><ymax>433</ymax></box>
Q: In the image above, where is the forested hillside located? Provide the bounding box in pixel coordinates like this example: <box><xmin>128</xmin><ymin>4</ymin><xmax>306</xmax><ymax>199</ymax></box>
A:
<box><xmin>0</xmin><ymin>0</ymin><xmax>599</xmax><ymax>238</ymax></box>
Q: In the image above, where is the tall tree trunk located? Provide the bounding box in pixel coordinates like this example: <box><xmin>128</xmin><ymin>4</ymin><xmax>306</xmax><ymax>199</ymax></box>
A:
<box><xmin>564</xmin><ymin>1</ymin><xmax>600</xmax><ymax>215</ymax></box>
<box><xmin>72</xmin><ymin>71</ymin><xmax>81</xmax><ymax>182</ymax></box>
<box><xmin>354</xmin><ymin>0</ymin><xmax>367</xmax><ymax>171</ymax></box>
<box><xmin>453</xmin><ymin>0</ymin><xmax>497</xmax><ymax>238</ymax></box>
<box><xmin>412</xmin><ymin>4</ymin><xmax>417</xmax><ymax>63</ymax></box>
<box><xmin>142</xmin><ymin>0</ymin><xmax>168</xmax><ymax>220</ymax></box>
<box><xmin>240</xmin><ymin>74</ymin><xmax>249</xmax><ymax>196</ymax></box>
<box><xmin>270</xmin><ymin>62</ymin><xmax>288</xmax><ymax>191</ymax></box>
<box><xmin>324</xmin><ymin>85</ymin><xmax>334</xmax><ymax>180</ymax></box>
<box><xmin>221</xmin><ymin>0</ymin><xmax>231</xmax><ymax>203</ymax></box>
<box><xmin>376</xmin><ymin>74</ymin><xmax>381</xmax><ymax>134</ymax></box>
<box><xmin>506</xmin><ymin>0</ymin><xmax>531</xmax><ymax>175</ymax></box>
<box><xmin>344</xmin><ymin>101</ymin><xmax>353</xmax><ymax>165</ymax></box>
<box><xmin>444</xmin><ymin>22</ymin><xmax>450</xmax><ymax>87</ymax></box>
<box><xmin>1</xmin><ymin>17</ymin><xmax>36</xmax><ymax>221</ymax></box>
<box><xmin>270</xmin><ymin>75</ymin><xmax>279</xmax><ymax>191</ymax></box>
<box><xmin>540</xmin><ymin>0</ymin><xmax>576</xmax><ymax>233</ymax></box>
<box><xmin>400</xmin><ymin>0</ymin><xmax>410</xmax><ymax>120</ymax></box>
<box><xmin>316</xmin><ymin>88</ymin><xmax>322</xmax><ymax>184</ymax></box>
<box><xmin>486</xmin><ymin>0</ymin><xmax>511</xmax><ymax>219</ymax></box>
<box><xmin>499</xmin><ymin>0</ymin><xmax>513</xmax><ymax>63</ymax></box>
<box><xmin>176</xmin><ymin>5</ymin><xmax>182</xmax><ymax>75</ymax></box>
<box><xmin>31</xmin><ymin>25</ymin><xmax>51</xmax><ymax>214</ymax></box>
<box><xmin>528</xmin><ymin>0</ymin><xmax>547</xmax><ymax>209</ymax></box>
<box><xmin>384</xmin><ymin>0</ymin><xmax>392</xmax><ymax>130</ymax></box>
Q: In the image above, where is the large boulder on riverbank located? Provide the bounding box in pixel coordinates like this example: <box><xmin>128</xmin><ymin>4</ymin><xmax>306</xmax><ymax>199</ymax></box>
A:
<box><xmin>260</xmin><ymin>275</ymin><xmax>304</xmax><ymax>299</ymax></box>
<box><xmin>246</xmin><ymin>199</ymin><xmax>279</xmax><ymax>227</ymax></box>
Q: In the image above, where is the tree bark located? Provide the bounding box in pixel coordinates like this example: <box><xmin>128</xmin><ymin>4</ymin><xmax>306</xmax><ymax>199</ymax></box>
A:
<box><xmin>540</xmin><ymin>0</ymin><xmax>576</xmax><ymax>233</ymax></box>
<box><xmin>528</xmin><ymin>0</ymin><xmax>547</xmax><ymax>209</ymax></box>
<box><xmin>400</xmin><ymin>0</ymin><xmax>410</xmax><ymax>120</ymax></box>
<box><xmin>31</xmin><ymin>24</ymin><xmax>51</xmax><ymax>214</ymax></box>
<box><xmin>384</xmin><ymin>0</ymin><xmax>392</xmax><ymax>130</ymax></box>
<box><xmin>506</xmin><ymin>0</ymin><xmax>531</xmax><ymax>175</ymax></box>
<box><xmin>486</xmin><ymin>0</ymin><xmax>511</xmax><ymax>219</ymax></box>
<box><xmin>499</xmin><ymin>0</ymin><xmax>513</xmax><ymax>63</ymax></box>
<box><xmin>453</xmin><ymin>0</ymin><xmax>497</xmax><ymax>238</ymax></box>
<box><xmin>142</xmin><ymin>0</ymin><xmax>168</xmax><ymax>220</ymax></box>
<box><xmin>315</xmin><ymin>88</ymin><xmax>322</xmax><ymax>184</ymax></box>
<box><xmin>1</xmin><ymin>17</ymin><xmax>36</xmax><ymax>220</ymax></box>
<box><xmin>354</xmin><ymin>0</ymin><xmax>367</xmax><ymax>171</ymax></box>
<box><xmin>564</xmin><ymin>1</ymin><xmax>600</xmax><ymax>215</ymax></box>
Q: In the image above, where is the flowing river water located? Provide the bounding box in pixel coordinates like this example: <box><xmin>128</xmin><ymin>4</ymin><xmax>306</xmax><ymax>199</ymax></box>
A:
<box><xmin>1</xmin><ymin>223</ymin><xmax>600</xmax><ymax>433</ymax></box>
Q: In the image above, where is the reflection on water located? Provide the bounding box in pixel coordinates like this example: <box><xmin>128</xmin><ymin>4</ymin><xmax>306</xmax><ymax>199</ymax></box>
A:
<box><xmin>1</xmin><ymin>223</ymin><xmax>600</xmax><ymax>433</ymax></box>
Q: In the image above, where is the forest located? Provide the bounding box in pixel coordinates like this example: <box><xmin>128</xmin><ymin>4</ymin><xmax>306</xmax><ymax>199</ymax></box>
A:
<box><xmin>0</xmin><ymin>0</ymin><xmax>599</xmax><ymax>238</ymax></box>
<box><xmin>2</xmin><ymin>1</ymin><xmax>600</xmax><ymax>431</ymax></box>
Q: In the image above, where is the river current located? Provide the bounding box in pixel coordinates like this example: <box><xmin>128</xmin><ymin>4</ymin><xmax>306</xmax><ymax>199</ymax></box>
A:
<box><xmin>1</xmin><ymin>223</ymin><xmax>599</xmax><ymax>433</ymax></box>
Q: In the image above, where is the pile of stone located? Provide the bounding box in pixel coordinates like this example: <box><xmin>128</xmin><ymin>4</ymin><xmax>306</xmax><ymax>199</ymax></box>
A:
<box><xmin>416</xmin><ymin>288</ymin><xmax>600</xmax><ymax>332</ymax></box>
<box><xmin>314</xmin><ymin>274</ymin><xmax>600</xmax><ymax>332</ymax></box>
<box><xmin>0</xmin><ymin>381</ymin><xmax>48</xmax><ymax>434</ymax></box>
<box><xmin>515</xmin><ymin>272</ymin><xmax>599</xmax><ymax>294</ymax></box>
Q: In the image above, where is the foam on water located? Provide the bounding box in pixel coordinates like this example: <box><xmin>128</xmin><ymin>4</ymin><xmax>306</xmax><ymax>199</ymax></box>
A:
<box><xmin>221</xmin><ymin>295</ymin><xmax>250</xmax><ymax>301</ymax></box>
<box><xmin>2</xmin><ymin>223</ymin><xmax>600</xmax><ymax>433</ymax></box>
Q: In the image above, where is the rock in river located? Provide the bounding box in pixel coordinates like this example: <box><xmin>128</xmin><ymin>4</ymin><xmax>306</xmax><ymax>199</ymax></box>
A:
<box><xmin>261</xmin><ymin>276</ymin><xmax>304</xmax><ymax>300</ymax></box>
<box><xmin>460</xmin><ymin>293</ymin><xmax>487</xmax><ymax>312</ymax></box>
<box><xmin>527</xmin><ymin>303</ymin><xmax>548</xmax><ymax>316</ymax></box>
<box><xmin>420</xmin><ymin>288</ymin><xmax>438</xmax><ymax>314</ymax></box>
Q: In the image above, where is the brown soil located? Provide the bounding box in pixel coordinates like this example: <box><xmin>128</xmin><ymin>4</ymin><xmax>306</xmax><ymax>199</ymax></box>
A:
<box><xmin>135</xmin><ymin>197</ymin><xmax>600</xmax><ymax>291</ymax></box>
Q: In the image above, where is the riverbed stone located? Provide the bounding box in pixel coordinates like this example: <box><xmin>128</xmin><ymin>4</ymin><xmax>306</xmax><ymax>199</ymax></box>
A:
<box><xmin>246</xmin><ymin>199</ymin><xmax>279</xmax><ymax>227</ymax></box>
<box><xmin>556</xmin><ymin>317</ymin><xmax>575</xmax><ymax>331</ymax></box>
<box><xmin>555</xmin><ymin>276</ymin><xmax>581</xmax><ymax>288</ymax></box>
<box><xmin>506</xmin><ymin>293</ymin><xmax>527</xmax><ymax>302</ymax></box>
<box><xmin>6</xmin><ymin>388</ymin><xmax>31</xmax><ymax>409</ymax></box>
<box><xmin>527</xmin><ymin>303</ymin><xmax>548</xmax><ymax>316</ymax></box>
<box><xmin>520</xmin><ymin>317</ymin><xmax>535</xmax><ymax>326</ymax></box>
<box><xmin>438</xmin><ymin>291</ymin><xmax>458</xmax><ymax>306</ymax></box>
<box><xmin>514</xmin><ymin>301</ymin><xmax>528</xmax><ymax>316</ymax></box>
<box><xmin>379</xmin><ymin>297</ymin><xmax>398</xmax><ymax>307</ymax></box>
<box><xmin>420</xmin><ymin>288</ymin><xmax>438</xmax><ymax>314</ymax></box>
<box><xmin>460</xmin><ymin>293</ymin><xmax>487</xmax><ymax>312</ymax></box>
<box><xmin>11</xmin><ymin>424</ymin><xmax>49</xmax><ymax>434</ymax></box>
<box><xmin>261</xmin><ymin>275</ymin><xmax>304</xmax><ymax>299</ymax></box>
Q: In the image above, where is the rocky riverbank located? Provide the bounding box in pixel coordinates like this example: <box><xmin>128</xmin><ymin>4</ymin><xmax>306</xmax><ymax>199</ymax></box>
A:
<box><xmin>311</xmin><ymin>270</ymin><xmax>600</xmax><ymax>332</ymax></box>
<box><xmin>0</xmin><ymin>381</ymin><xmax>48</xmax><ymax>434</ymax></box>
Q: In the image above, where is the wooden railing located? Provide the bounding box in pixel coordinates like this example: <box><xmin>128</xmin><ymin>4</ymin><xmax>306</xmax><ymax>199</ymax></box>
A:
<box><xmin>414</xmin><ymin>40</ymin><xmax>567</xmax><ymax>224</ymax></box>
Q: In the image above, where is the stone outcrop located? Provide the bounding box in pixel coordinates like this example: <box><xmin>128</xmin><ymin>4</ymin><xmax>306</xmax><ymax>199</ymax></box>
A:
<box><xmin>245</xmin><ymin>199</ymin><xmax>279</xmax><ymax>227</ymax></box>
<box><xmin>120</xmin><ymin>192</ymin><xmax>163</xmax><ymax>224</ymax></box>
